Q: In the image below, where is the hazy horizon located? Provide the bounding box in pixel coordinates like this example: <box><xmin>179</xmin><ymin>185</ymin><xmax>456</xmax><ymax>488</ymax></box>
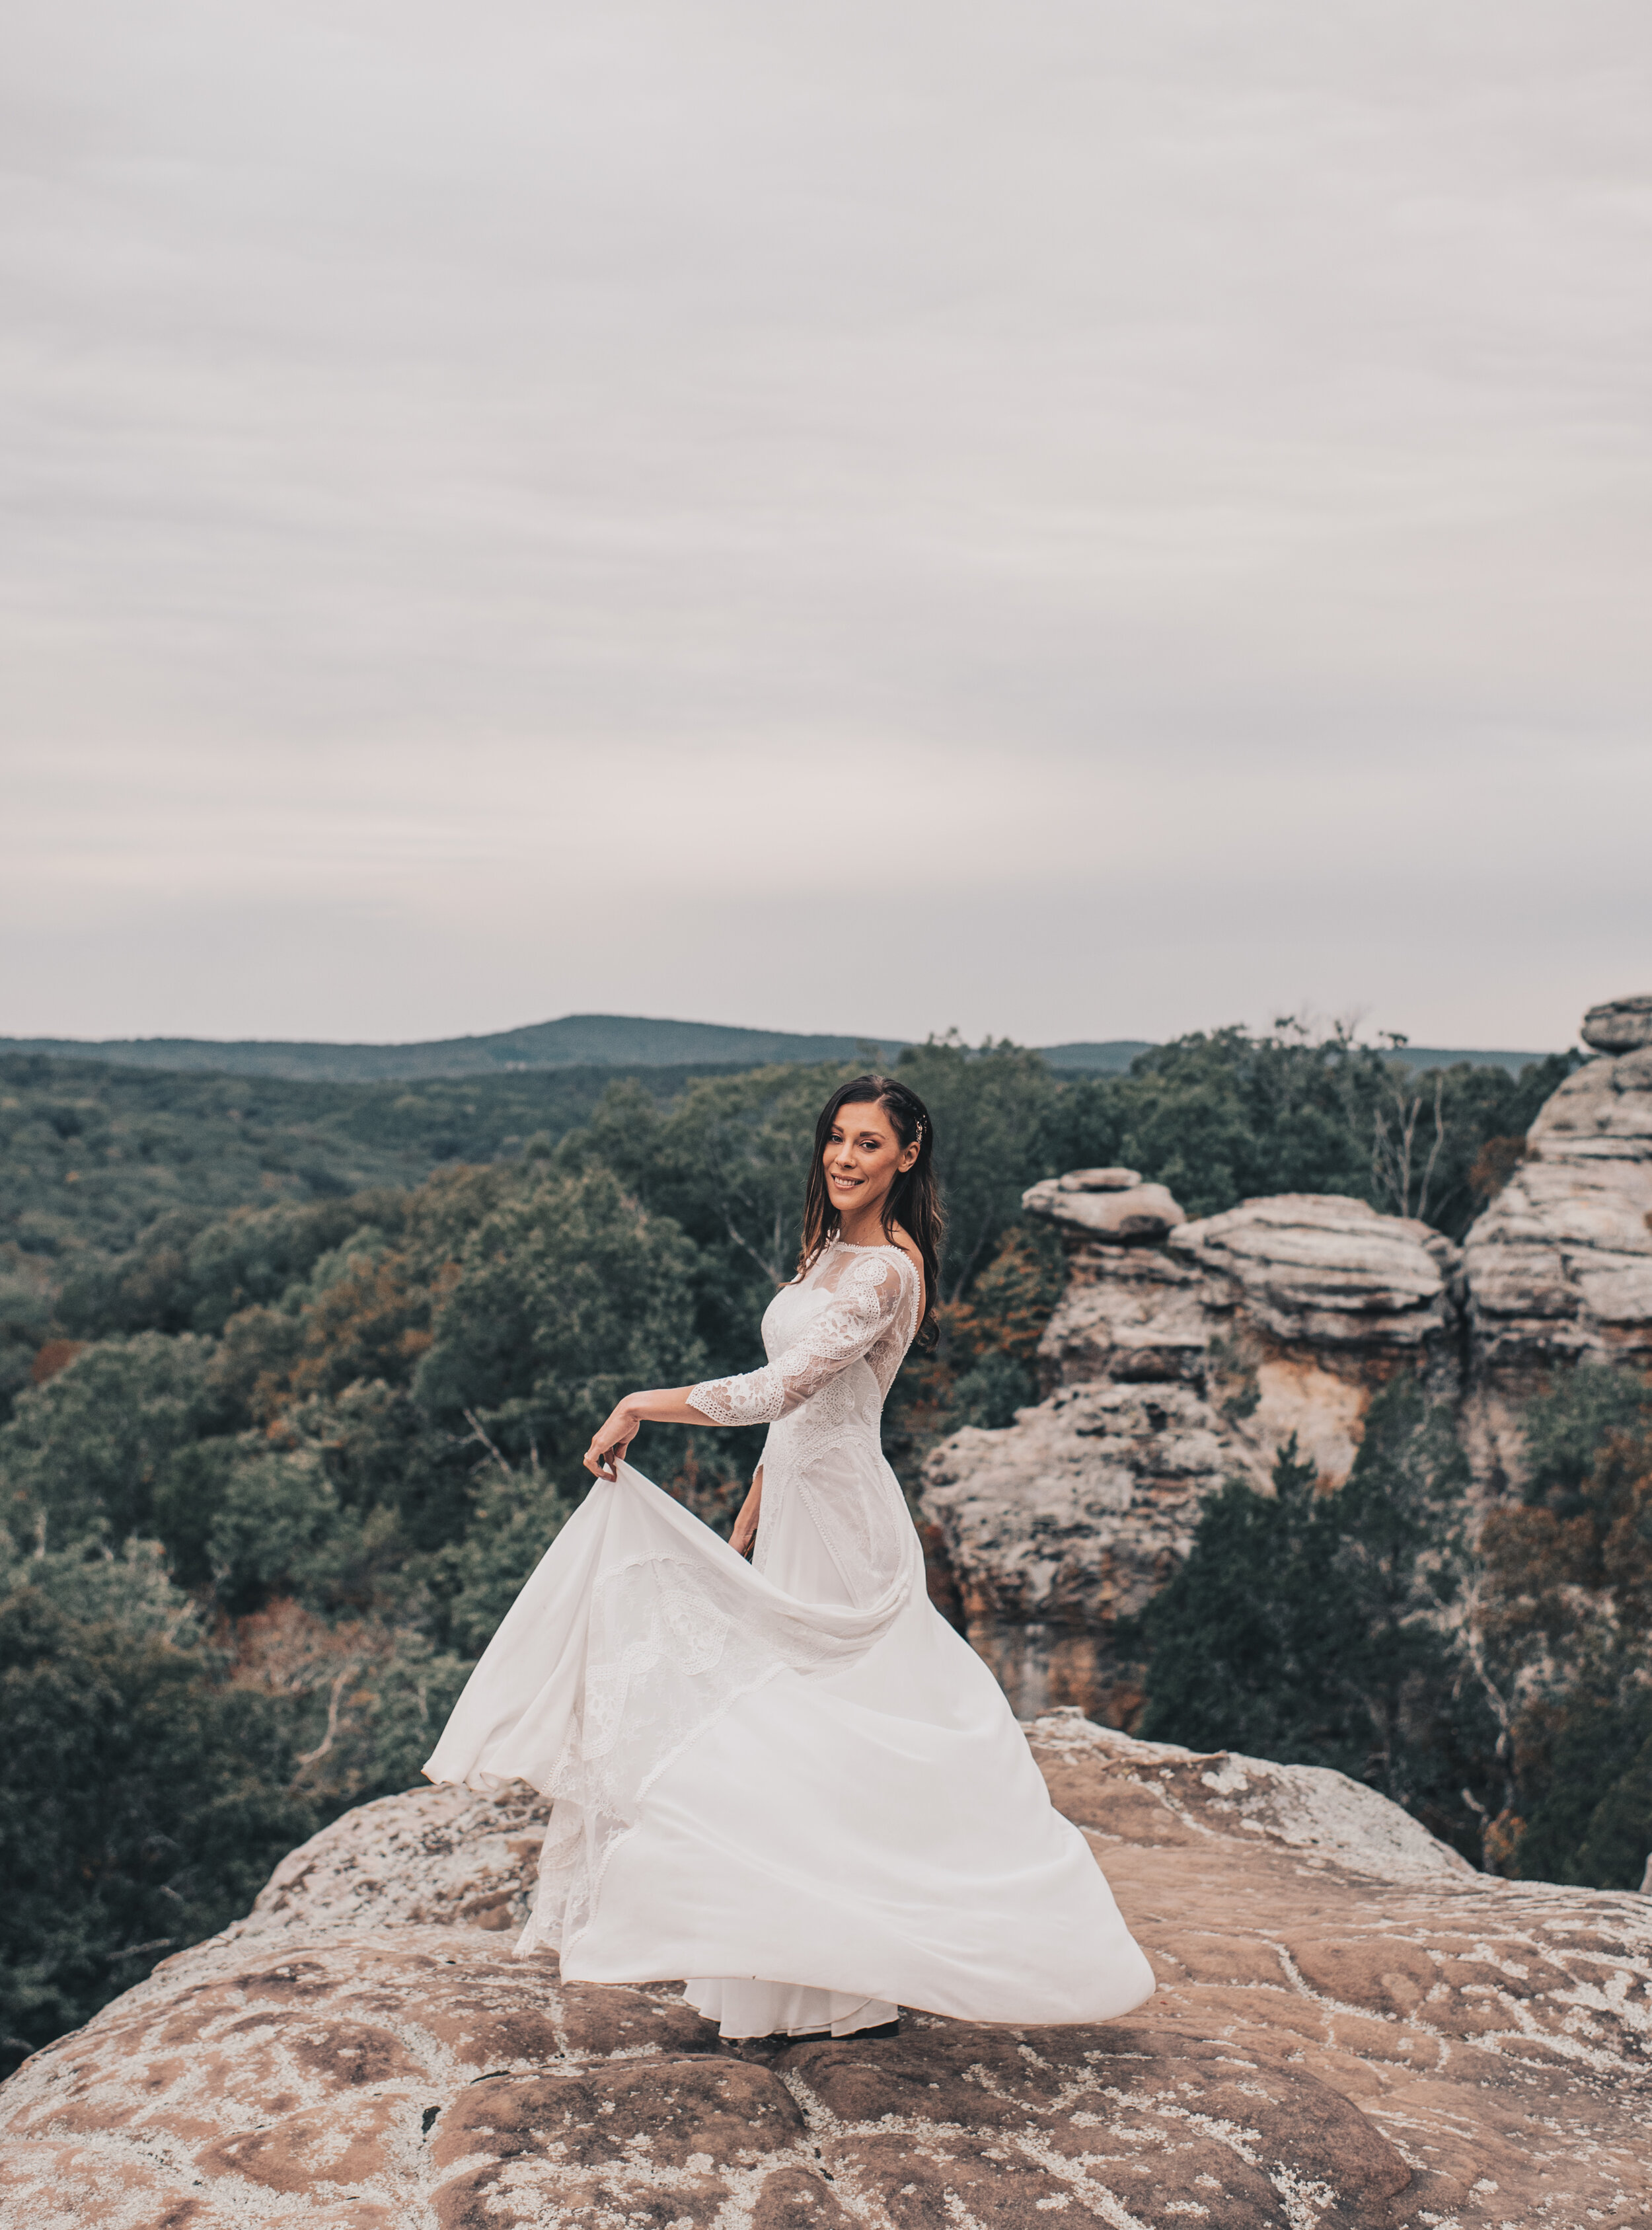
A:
<box><xmin>0</xmin><ymin>1008</ymin><xmax>1569</xmax><ymax>1059</ymax></box>
<box><xmin>5</xmin><ymin>1</ymin><xmax>1647</xmax><ymax>1052</ymax></box>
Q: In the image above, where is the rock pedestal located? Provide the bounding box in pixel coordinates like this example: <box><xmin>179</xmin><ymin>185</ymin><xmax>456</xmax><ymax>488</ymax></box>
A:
<box><xmin>1583</xmin><ymin>992</ymin><xmax>1652</xmax><ymax>1054</ymax></box>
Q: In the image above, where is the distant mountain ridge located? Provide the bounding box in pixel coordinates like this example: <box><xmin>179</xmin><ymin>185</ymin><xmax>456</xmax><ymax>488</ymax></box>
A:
<box><xmin>0</xmin><ymin>1015</ymin><xmax>1561</xmax><ymax>1084</ymax></box>
<box><xmin>0</xmin><ymin>1015</ymin><xmax>910</xmax><ymax>1083</ymax></box>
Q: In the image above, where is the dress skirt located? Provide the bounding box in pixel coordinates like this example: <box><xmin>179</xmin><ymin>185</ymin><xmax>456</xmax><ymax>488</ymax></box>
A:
<box><xmin>424</xmin><ymin>1459</ymin><xmax>1155</xmax><ymax>2038</ymax></box>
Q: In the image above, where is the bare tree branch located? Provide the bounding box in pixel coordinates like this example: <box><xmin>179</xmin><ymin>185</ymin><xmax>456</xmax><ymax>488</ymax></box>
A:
<box><xmin>1415</xmin><ymin>1074</ymin><xmax>1446</xmax><ymax>1224</ymax></box>
<box><xmin>461</xmin><ymin>1407</ymin><xmax>513</xmax><ymax>1476</ymax></box>
<box><xmin>1371</xmin><ymin>1068</ymin><xmax>1451</xmax><ymax>1223</ymax></box>
<box><xmin>294</xmin><ymin>1666</ymin><xmax>357</xmax><ymax>1768</ymax></box>
<box><xmin>722</xmin><ymin>1208</ymin><xmax>789</xmax><ymax>1290</ymax></box>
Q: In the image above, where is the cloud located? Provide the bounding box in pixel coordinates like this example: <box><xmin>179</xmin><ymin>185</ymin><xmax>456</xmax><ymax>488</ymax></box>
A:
<box><xmin>3</xmin><ymin>0</ymin><xmax>1647</xmax><ymax>1046</ymax></box>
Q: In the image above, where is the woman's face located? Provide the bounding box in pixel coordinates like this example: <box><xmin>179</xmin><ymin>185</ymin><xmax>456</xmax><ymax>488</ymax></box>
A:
<box><xmin>823</xmin><ymin>1098</ymin><xmax>917</xmax><ymax>1217</ymax></box>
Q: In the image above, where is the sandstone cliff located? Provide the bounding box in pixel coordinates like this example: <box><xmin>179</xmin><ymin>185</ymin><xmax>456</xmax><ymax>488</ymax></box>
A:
<box><xmin>1463</xmin><ymin>993</ymin><xmax>1652</xmax><ymax>1484</ymax></box>
<box><xmin>924</xmin><ymin>996</ymin><xmax>1652</xmax><ymax>1722</ymax></box>
<box><xmin>3</xmin><ymin>1716</ymin><xmax>1647</xmax><ymax>2229</ymax></box>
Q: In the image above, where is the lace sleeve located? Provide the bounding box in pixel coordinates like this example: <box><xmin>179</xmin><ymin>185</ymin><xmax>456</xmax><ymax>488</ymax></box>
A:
<box><xmin>689</xmin><ymin>1255</ymin><xmax>908</xmax><ymax>1427</ymax></box>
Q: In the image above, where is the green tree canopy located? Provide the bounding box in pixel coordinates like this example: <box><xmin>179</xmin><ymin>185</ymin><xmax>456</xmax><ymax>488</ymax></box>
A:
<box><xmin>414</xmin><ymin>1165</ymin><xmax>707</xmax><ymax>1475</ymax></box>
<box><xmin>1479</xmin><ymin>1365</ymin><xmax>1652</xmax><ymax>1888</ymax></box>
<box><xmin>2</xmin><ymin>1332</ymin><xmax>227</xmax><ymax>1552</ymax></box>
<box><xmin>0</xmin><ymin>1586</ymin><xmax>317</xmax><ymax>2069</ymax></box>
<box><xmin>1136</xmin><ymin>1382</ymin><xmax>1495</xmax><ymax>1855</ymax></box>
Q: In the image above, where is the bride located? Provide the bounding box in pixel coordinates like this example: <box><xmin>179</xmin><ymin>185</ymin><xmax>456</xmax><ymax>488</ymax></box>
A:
<box><xmin>424</xmin><ymin>1073</ymin><xmax>1154</xmax><ymax>2041</ymax></box>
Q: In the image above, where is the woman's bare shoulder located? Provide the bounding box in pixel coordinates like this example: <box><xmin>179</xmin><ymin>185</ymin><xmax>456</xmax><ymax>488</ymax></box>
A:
<box><xmin>885</xmin><ymin>1223</ymin><xmax>924</xmax><ymax>1284</ymax></box>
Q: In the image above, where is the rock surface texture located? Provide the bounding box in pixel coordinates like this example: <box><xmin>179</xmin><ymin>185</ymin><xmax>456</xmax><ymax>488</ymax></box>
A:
<box><xmin>925</xmin><ymin>1192</ymin><xmax>1460</xmax><ymax>1718</ymax></box>
<box><xmin>3</xmin><ymin>1716</ymin><xmax>1648</xmax><ymax>2230</ymax></box>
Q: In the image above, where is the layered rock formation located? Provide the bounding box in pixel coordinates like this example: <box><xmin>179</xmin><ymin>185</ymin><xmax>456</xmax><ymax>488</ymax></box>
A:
<box><xmin>3</xmin><ymin>1718</ymin><xmax>1647</xmax><ymax>2230</ymax></box>
<box><xmin>926</xmin><ymin>1191</ymin><xmax>1460</xmax><ymax>1719</ymax></box>
<box><xmin>1463</xmin><ymin>1002</ymin><xmax>1652</xmax><ymax>1482</ymax></box>
<box><xmin>1020</xmin><ymin>1166</ymin><xmax>1186</xmax><ymax>1247</ymax></box>
<box><xmin>1583</xmin><ymin>993</ymin><xmax>1652</xmax><ymax>1054</ymax></box>
<box><xmin>926</xmin><ymin>994</ymin><xmax>1652</xmax><ymax>1718</ymax></box>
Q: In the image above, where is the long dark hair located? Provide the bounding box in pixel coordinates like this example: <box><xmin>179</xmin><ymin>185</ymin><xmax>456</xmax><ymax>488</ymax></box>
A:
<box><xmin>798</xmin><ymin>1074</ymin><xmax>943</xmax><ymax>1350</ymax></box>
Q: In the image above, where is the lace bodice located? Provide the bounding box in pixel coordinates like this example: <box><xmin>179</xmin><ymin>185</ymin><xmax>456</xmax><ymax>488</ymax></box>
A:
<box><xmin>689</xmin><ymin>1239</ymin><xmax>922</xmax><ymax>1428</ymax></box>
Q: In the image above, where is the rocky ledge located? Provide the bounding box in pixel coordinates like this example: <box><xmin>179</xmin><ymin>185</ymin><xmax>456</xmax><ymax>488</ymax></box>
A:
<box><xmin>2</xmin><ymin>1718</ymin><xmax>1647</xmax><ymax>2230</ymax></box>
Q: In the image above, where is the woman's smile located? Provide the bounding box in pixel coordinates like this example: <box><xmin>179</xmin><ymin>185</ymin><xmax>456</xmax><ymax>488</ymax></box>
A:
<box><xmin>819</xmin><ymin>1106</ymin><xmax>919</xmax><ymax>1247</ymax></box>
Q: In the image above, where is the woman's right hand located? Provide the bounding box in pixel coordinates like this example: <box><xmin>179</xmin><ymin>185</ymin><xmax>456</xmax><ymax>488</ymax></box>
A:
<box><xmin>731</xmin><ymin>1467</ymin><xmax>763</xmax><ymax>1560</ymax></box>
<box><xmin>583</xmin><ymin>1397</ymin><xmax>641</xmax><ymax>1481</ymax></box>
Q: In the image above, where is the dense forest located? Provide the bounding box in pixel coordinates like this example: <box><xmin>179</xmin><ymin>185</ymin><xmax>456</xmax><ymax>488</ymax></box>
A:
<box><xmin>7</xmin><ymin>1020</ymin><xmax>1637</xmax><ymax>2075</ymax></box>
<box><xmin>0</xmin><ymin>1048</ymin><xmax>778</xmax><ymax>1412</ymax></box>
<box><xmin>1133</xmin><ymin>1367</ymin><xmax>1652</xmax><ymax>1892</ymax></box>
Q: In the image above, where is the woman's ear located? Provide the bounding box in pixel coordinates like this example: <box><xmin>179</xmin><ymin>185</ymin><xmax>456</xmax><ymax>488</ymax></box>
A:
<box><xmin>897</xmin><ymin>1143</ymin><xmax>919</xmax><ymax>1173</ymax></box>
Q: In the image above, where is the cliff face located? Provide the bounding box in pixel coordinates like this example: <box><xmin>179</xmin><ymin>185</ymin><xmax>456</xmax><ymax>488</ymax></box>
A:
<box><xmin>926</xmin><ymin>1188</ymin><xmax>1461</xmax><ymax>1720</ymax></box>
<box><xmin>1463</xmin><ymin>997</ymin><xmax>1652</xmax><ymax>1484</ymax></box>
<box><xmin>3</xmin><ymin>1718</ymin><xmax>1648</xmax><ymax>2230</ymax></box>
<box><xmin>924</xmin><ymin>997</ymin><xmax>1652</xmax><ymax>1722</ymax></box>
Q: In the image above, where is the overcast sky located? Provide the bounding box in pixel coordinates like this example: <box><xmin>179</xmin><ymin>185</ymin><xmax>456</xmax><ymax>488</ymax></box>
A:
<box><xmin>3</xmin><ymin>0</ymin><xmax>1647</xmax><ymax>1051</ymax></box>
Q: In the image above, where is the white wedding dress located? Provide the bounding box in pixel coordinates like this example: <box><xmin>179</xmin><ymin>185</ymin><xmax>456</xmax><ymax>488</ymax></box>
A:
<box><xmin>424</xmin><ymin>1236</ymin><xmax>1154</xmax><ymax>2038</ymax></box>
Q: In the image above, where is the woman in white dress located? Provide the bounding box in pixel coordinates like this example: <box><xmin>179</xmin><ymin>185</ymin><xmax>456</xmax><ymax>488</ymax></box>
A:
<box><xmin>424</xmin><ymin>1074</ymin><xmax>1154</xmax><ymax>2042</ymax></box>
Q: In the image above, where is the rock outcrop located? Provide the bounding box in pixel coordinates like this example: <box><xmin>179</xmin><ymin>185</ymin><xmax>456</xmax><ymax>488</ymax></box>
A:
<box><xmin>923</xmin><ymin>1377</ymin><xmax>1235</xmax><ymax>1721</ymax></box>
<box><xmin>925</xmin><ymin>995</ymin><xmax>1652</xmax><ymax>1717</ymax></box>
<box><xmin>3</xmin><ymin>1718</ymin><xmax>1647</xmax><ymax>2230</ymax></box>
<box><xmin>925</xmin><ymin>1192</ymin><xmax>1460</xmax><ymax>1719</ymax></box>
<box><xmin>1463</xmin><ymin>1005</ymin><xmax>1652</xmax><ymax>1482</ymax></box>
<box><xmin>1583</xmin><ymin>993</ymin><xmax>1652</xmax><ymax>1054</ymax></box>
<box><xmin>1020</xmin><ymin>1168</ymin><xmax>1187</xmax><ymax>1247</ymax></box>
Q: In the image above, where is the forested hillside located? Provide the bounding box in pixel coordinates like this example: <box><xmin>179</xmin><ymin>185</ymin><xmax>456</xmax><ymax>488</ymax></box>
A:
<box><xmin>0</xmin><ymin>1024</ymin><xmax>1593</xmax><ymax>2068</ymax></box>
<box><xmin>1</xmin><ymin>1015</ymin><xmax>911</xmax><ymax>1083</ymax></box>
<box><xmin>3</xmin><ymin>1010</ymin><xmax>1556</xmax><ymax>1084</ymax></box>
<box><xmin>0</xmin><ymin>1051</ymin><xmax>763</xmax><ymax>1410</ymax></box>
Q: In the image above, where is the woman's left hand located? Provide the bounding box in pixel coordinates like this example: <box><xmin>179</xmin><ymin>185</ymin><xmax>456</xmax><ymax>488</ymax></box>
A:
<box><xmin>583</xmin><ymin>1400</ymin><xmax>640</xmax><ymax>1481</ymax></box>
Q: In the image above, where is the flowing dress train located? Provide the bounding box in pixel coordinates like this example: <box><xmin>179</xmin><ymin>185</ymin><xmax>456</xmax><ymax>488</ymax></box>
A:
<box><xmin>424</xmin><ymin>1237</ymin><xmax>1155</xmax><ymax>2038</ymax></box>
